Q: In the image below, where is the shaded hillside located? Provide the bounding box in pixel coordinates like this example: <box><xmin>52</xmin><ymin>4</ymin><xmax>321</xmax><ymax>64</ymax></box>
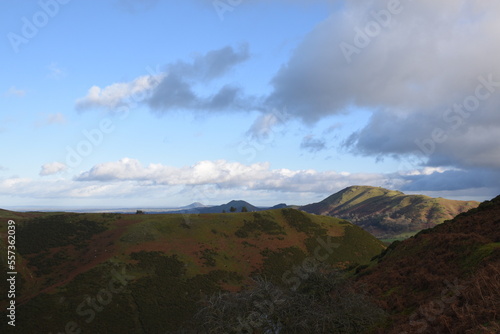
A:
<box><xmin>170</xmin><ymin>199</ymin><xmax>260</xmax><ymax>213</ymax></box>
<box><xmin>356</xmin><ymin>195</ymin><xmax>500</xmax><ymax>333</ymax></box>
<box><xmin>301</xmin><ymin>185</ymin><xmax>479</xmax><ymax>238</ymax></box>
<box><xmin>0</xmin><ymin>208</ymin><xmax>384</xmax><ymax>333</ymax></box>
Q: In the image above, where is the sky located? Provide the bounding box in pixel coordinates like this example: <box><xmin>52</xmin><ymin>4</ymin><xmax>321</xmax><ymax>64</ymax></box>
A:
<box><xmin>1</xmin><ymin>0</ymin><xmax>500</xmax><ymax>209</ymax></box>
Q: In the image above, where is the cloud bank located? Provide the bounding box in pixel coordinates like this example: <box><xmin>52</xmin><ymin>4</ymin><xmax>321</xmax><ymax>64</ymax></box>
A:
<box><xmin>266</xmin><ymin>0</ymin><xmax>500</xmax><ymax>171</ymax></box>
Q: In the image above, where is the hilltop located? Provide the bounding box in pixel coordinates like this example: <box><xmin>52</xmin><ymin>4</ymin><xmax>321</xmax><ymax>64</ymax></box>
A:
<box><xmin>0</xmin><ymin>208</ymin><xmax>384</xmax><ymax>333</ymax></box>
<box><xmin>356</xmin><ymin>195</ymin><xmax>500</xmax><ymax>333</ymax></box>
<box><xmin>169</xmin><ymin>199</ymin><xmax>260</xmax><ymax>213</ymax></box>
<box><xmin>301</xmin><ymin>185</ymin><xmax>479</xmax><ymax>239</ymax></box>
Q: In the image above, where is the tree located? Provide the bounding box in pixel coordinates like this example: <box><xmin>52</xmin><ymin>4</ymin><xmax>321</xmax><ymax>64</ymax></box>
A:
<box><xmin>241</xmin><ymin>206</ymin><xmax>248</xmax><ymax>212</ymax></box>
<box><xmin>229</xmin><ymin>206</ymin><xmax>236</xmax><ymax>212</ymax></box>
<box><xmin>136</xmin><ymin>210</ymin><xmax>145</xmax><ymax>214</ymax></box>
<box><xmin>222</xmin><ymin>209</ymin><xmax>226</xmax><ymax>213</ymax></box>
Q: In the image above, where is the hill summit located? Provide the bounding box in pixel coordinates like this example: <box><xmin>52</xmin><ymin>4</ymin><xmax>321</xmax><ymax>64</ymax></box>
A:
<box><xmin>301</xmin><ymin>185</ymin><xmax>479</xmax><ymax>238</ymax></box>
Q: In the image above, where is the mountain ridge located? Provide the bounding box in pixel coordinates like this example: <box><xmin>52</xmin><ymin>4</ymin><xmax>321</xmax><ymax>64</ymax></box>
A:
<box><xmin>300</xmin><ymin>185</ymin><xmax>479</xmax><ymax>239</ymax></box>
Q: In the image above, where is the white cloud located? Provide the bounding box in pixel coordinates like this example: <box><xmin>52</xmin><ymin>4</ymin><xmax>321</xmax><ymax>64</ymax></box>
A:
<box><xmin>75</xmin><ymin>73</ymin><xmax>164</xmax><ymax>111</ymax></box>
<box><xmin>4</xmin><ymin>86</ymin><xmax>26</xmax><ymax>97</ymax></box>
<box><xmin>36</xmin><ymin>113</ymin><xmax>67</xmax><ymax>127</ymax></box>
<box><xmin>75</xmin><ymin>158</ymin><xmax>398</xmax><ymax>194</ymax></box>
<box><xmin>47</xmin><ymin>62</ymin><xmax>66</xmax><ymax>80</ymax></box>
<box><xmin>40</xmin><ymin>162</ymin><xmax>68</xmax><ymax>176</ymax></box>
<box><xmin>46</xmin><ymin>113</ymin><xmax>67</xmax><ymax>124</ymax></box>
<box><xmin>1</xmin><ymin>159</ymin><xmax>496</xmax><ymax>206</ymax></box>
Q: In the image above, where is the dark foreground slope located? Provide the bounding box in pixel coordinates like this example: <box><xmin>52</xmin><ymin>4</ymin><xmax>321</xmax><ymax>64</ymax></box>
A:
<box><xmin>0</xmin><ymin>208</ymin><xmax>384</xmax><ymax>333</ymax></box>
<box><xmin>356</xmin><ymin>195</ymin><xmax>500</xmax><ymax>333</ymax></box>
<box><xmin>301</xmin><ymin>185</ymin><xmax>479</xmax><ymax>239</ymax></box>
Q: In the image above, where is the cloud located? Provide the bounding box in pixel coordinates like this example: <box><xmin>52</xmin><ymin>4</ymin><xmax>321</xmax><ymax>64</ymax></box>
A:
<box><xmin>47</xmin><ymin>62</ymin><xmax>66</xmax><ymax>80</ymax></box>
<box><xmin>4</xmin><ymin>86</ymin><xmax>26</xmax><ymax>97</ymax></box>
<box><xmin>245</xmin><ymin>109</ymin><xmax>290</xmax><ymax>141</ymax></box>
<box><xmin>264</xmin><ymin>0</ymin><xmax>500</xmax><ymax>170</ymax></box>
<box><xmin>147</xmin><ymin>44</ymin><xmax>252</xmax><ymax>112</ymax></box>
<box><xmin>400</xmin><ymin>168</ymin><xmax>500</xmax><ymax>192</ymax></box>
<box><xmin>300</xmin><ymin>135</ymin><xmax>326</xmax><ymax>153</ymax></box>
<box><xmin>46</xmin><ymin>113</ymin><xmax>67</xmax><ymax>124</ymax></box>
<box><xmin>1</xmin><ymin>159</ymin><xmax>497</xmax><ymax>205</ymax></box>
<box><xmin>75</xmin><ymin>158</ymin><xmax>399</xmax><ymax>194</ymax></box>
<box><xmin>36</xmin><ymin>113</ymin><xmax>67</xmax><ymax>127</ymax></box>
<box><xmin>40</xmin><ymin>162</ymin><xmax>68</xmax><ymax>176</ymax></box>
<box><xmin>76</xmin><ymin>45</ymin><xmax>252</xmax><ymax>113</ymax></box>
<box><xmin>75</xmin><ymin>74</ymin><xmax>164</xmax><ymax>111</ymax></box>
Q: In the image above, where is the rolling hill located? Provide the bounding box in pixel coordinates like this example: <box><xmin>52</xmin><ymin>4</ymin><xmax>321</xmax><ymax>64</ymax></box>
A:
<box><xmin>355</xmin><ymin>194</ymin><xmax>500</xmax><ymax>333</ymax></box>
<box><xmin>169</xmin><ymin>199</ymin><xmax>260</xmax><ymax>213</ymax></box>
<box><xmin>0</xmin><ymin>208</ymin><xmax>384</xmax><ymax>333</ymax></box>
<box><xmin>301</xmin><ymin>185</ymin><xmax>479</xmax><ymax>239</ymax></box>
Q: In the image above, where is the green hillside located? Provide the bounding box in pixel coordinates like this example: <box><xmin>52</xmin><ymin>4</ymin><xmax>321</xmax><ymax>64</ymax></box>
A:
<box><xmin>301</xmin><ymin>185</ymin><xmax>479</xmax><ymax>239</ymax></box>
<box><xmin>356</xmin><ymin>195</ymin><xmax>500</xmax><ymax>333</ymax></box>
<box><xmin>0</xmin><ymin>208</ymin><xmax>384</xmax><ymax>333</ymax></box>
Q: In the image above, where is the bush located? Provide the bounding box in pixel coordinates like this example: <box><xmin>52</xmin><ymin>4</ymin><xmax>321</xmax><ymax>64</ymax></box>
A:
<box><xmin>190</xmin><ymin>266</ymin><xmax>386</xmax><ymax>333</ymax></box>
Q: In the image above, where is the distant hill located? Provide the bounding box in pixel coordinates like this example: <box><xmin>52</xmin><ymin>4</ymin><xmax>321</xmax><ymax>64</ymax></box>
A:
<box><xmin>300</xmin><ymin>185</ymin><xmax>479</xmax><ymax>239</ymax></box>
<box><xmin>0</xmin><ymin>208</ymin><xmax>384</xmax><ymax>333</ymax></box>
<box><xmin>171</xmin><ymin>200</ymin><xmax>264</xmax><ymax>214</ymax></box>
<box><xmin>356</xmin><ymin>194</ymin><xmax>500</xmax><ymax>333</ymax></box>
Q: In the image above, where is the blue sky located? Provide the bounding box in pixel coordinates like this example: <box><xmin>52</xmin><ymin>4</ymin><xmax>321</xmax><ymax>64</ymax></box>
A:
<box><xmin>1</xmin><ymin>0</ymin><xmax>500</xmax><ymax>209</ymax></box>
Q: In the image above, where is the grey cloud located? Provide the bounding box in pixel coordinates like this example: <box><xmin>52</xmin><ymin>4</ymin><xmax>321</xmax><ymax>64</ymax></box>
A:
<box><xmin>193</xmin><ymin>44</ymin><xmax>250</xmax><ymax>81</ymax></box>
<box><xmin>165</xmin><ymin>44</ymin><xmax>250</xmax><ymax>81</ymax></box>
<box><xmin>265</xmin><ymin>0</ymin><xmax>500</xmax><ymax>170</ymax></box>
<box><xmin>300</xmin><ymin>135</ymin><xmax>326</xmax><ymax>153</ymax></box>
<box><xmin>76</xmin><ymin>45</ymin><xmax>254</xmax><ymax>113</ymax></box>
<box><xmin>148</xmin><ymin>73</ymin><xmax>198</xmax><ymax>110</ymax></box>
<box><xmin>146</xmin><ymin>44</ymin><xmax>253</xmax><ymax>112</ymax></box>
<box><xmin>400</xmin><ymin>169</ymin><xmax>500</xmax><ymax>193</ymax></box>
<box><xmin>206</xmin><ymin>85</ymin><xmax>242</xmax><ymax>110</ymax></box>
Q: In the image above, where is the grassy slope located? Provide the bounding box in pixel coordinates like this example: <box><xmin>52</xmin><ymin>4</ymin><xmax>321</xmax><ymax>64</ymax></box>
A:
<box><xmin>0</xmin><ymin>208</ymin><xmax>384</xmax><ymax>333</ymax></box>
<box><xmin>356</xmin><ymin>195</ymin><xmax>500</xmax><ymax>333</ymax></box>
<box><xmin>301</xmin><ymin>185</ymin><xmax>479</xmax><ymax>239</ymax></box>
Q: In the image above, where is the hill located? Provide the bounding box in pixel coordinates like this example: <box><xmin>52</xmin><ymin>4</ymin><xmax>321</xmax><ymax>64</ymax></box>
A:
<box><xmin>0</xmin><ymin>208</ymin><xmax>384</xmax><ymax>333</ymax></box>
<box><xmin>169</xmin><ymin>199</ymin><xmax>260</xmax><ymax>214</ymax></box>
<box><xmin>355</xmin><ymin>195</ymin><xmax>500</xmax><ymax>333</ymax></box>
<box><xmin>300</xmin><ymin>185</ymin><xmax>479</xmax><ymax>239</ymax></box>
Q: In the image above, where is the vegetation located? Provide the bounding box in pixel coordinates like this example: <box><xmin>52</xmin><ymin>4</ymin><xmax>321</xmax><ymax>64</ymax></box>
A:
<box><xmin>16</xmin><ymin>214</ymin><xmax>107</xmax><ymax>254</ymax></box>
<box><xmin>355</xmin><ymin>194</ymin><xmax>500</xmax><ymax>333</ymax></box>
<box><xmin>234</xmin><ymin>212</ymin><xmax>286</xmax><ymax>238</ymax></box>
<box><xmin>191</xmin><ymin>266</ymin><xmax>386</xmax><ymax>333</ymax></box>
<box><xmin>301</xmin><ymin>185</ymin><xmax>479</xmax><ymax>238</ymax></box>
<box><xmin>5</xmin><ymin>195</ymin><xmax>497</xmax><ymax>333</ymax></box>
<box><xmin>0</xmin><ymin>207</ymin><xmax>386</xmax><ymax>333</ymax></box>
